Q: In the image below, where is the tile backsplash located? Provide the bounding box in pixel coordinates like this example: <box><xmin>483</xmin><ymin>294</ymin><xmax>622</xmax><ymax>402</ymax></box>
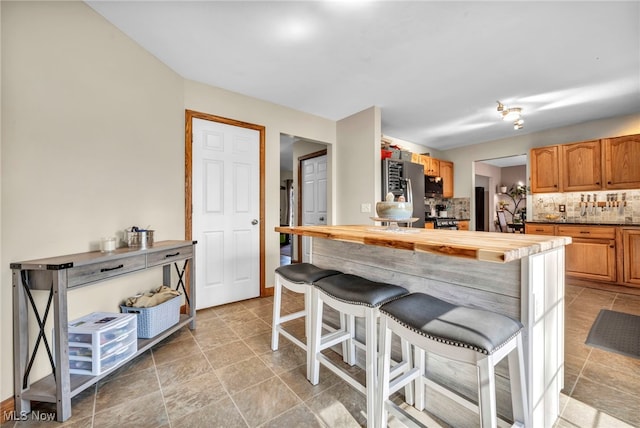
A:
<box><xmin>532</xmin><ymin>190</ymin><xmax>640</xmax><ymax>224</ymax></box>
<box><xmin>424</xmin><ymin>197</ymin><xmax>471</xmax><ymax>220</ymax></box>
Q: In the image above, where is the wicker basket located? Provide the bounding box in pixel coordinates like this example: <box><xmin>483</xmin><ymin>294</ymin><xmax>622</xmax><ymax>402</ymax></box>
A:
<box><xmin>120</xmin><ymin>294</ymin><xmax>181</xmax><ymax>339</ymax></box>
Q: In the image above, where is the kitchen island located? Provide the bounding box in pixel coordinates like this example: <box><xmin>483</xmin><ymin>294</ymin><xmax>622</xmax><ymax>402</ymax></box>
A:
<box><xmin>275</xmin><ymin>225</ymin><xmax>571</xmax><ymax>428</ymax></box>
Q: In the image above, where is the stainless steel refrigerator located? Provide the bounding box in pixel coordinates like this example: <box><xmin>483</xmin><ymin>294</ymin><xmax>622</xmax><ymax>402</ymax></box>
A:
<box><xmin>381</xmin><ymin>159</ymin><xmax>425</xmax><ymax>227</ymax></box>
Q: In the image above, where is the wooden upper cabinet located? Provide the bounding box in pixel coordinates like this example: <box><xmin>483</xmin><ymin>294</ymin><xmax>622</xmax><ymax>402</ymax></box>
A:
<box><xmin>603</xmin><ymin>134</ymin><xmax>640</xmax><ymax>189</ymax></box>
<box><xmin>530</xmin><ymin>146</ymin><xmax>560</xmax><ymax>193</ymax></box>
<box><xmin>561</xmin><ymin>140</ymin><xmax>602</xmax><ymax>191</ymax></box>
<box><xmin>420</xmin><ymin>155</ymin><xmax>440</xmax><ymax>176</ymax></box>
<box><xmin>440</xmin><ymin>161</ymin><xmax>454</xmax><ymax>198</ymax></box>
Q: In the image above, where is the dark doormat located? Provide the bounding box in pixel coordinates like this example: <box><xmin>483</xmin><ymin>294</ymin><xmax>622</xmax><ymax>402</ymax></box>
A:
<box><xmin>585</xmin><ymin>309</ymin><xmax>640</xmax><ymax>360</ymax></box>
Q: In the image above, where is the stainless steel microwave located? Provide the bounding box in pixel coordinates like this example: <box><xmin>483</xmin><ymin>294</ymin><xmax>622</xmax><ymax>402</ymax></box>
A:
<box><xmin>425</xmin><ymin>175</ymin><xmax>443</xmax><ymax>197</ymax></box>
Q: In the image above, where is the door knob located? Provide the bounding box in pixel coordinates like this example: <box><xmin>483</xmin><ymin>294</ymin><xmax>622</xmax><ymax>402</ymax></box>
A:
<box><xmin>251</xmin><ymin>219</ymin><xmax>259</xmax><ymax>225</ymax></box>
<box><xmin>319</xmin><ymin>217</ymin><xmax>325</xmax><ymax>221</ymax></box>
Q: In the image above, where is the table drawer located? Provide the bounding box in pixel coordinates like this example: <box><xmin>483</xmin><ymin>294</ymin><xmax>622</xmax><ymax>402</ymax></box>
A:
<box><xmin>67</xmin><ymin>255</ymin><xmax>146</xmax><ymax>288</ymax></box>
<box><xmin>147</xmin><ymin>245</ymin><xmax>193</xmax><ymax>268</ymax></box>
<box><xmin>556</xmin><ymin>225</ymin><xmax>616</xmax><ymax>240</ymax></box>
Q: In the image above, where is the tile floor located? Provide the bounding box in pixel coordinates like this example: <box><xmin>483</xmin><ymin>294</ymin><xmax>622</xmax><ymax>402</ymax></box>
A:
<box><xmin>4</xmin><ymin>283</ymin><xmax>640</xmax><ymax>428</ymax></box>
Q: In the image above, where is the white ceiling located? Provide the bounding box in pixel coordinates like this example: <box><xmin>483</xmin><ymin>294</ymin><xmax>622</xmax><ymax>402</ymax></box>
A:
<box><xmin>86</xmin><ymin>1</ymin><xmax>640</xmax><ymax>152</ymax></box>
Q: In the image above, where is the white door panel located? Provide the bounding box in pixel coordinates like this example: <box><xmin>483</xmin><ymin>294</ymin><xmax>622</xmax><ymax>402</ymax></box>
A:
<box><xmin>301</xmin><ymin>154</ymin><xmax>327</xmax><ymax>262</ymax></box>
<box><xmin>193</xmin><ymin>118</ymin><xmax>260</xmax><ymax>308</ymax></box>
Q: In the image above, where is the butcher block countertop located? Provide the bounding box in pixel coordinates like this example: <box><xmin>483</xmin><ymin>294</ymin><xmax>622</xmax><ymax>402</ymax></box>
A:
<box><xmin>276</xmin><ymin>225</ymin><xmax>571</xmax><ymax>263</ymax></box>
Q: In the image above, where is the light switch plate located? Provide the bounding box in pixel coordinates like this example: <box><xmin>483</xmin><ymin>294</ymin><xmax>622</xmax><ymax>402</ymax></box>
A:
<box><xmin>361</xmin><ymin>203</ymin><xmax>371</xmax><ymax>213</ymax></box>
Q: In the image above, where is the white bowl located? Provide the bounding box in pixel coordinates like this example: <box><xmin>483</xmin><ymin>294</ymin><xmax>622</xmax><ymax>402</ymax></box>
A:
<box><xmin>376</xmin><ymin>201</ymin><xmax>413</xmax><ymax>220</ymax></box>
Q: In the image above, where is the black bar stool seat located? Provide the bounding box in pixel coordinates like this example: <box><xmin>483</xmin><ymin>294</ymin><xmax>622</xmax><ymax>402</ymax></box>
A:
<box><xmin>377</xmin><ymin>292</ymin><xmax>529</xmax><ymax>428</ymax></box>
<box><xmin>271</xmin><ymin>263</ymin><xmax>341</xmax><ymax>380</ymax></box>
<box><xmin>314</xmin><ymin>273</ymin><xmax>410</xmax><ymax>308</ymax></box>
<box><xmin>275</xmin><ymin>263</ymin><xmax>342</xmax><ymax>285</ymax></box>
<box><xmin>381</xmin><ymin>292</ymin><xmax>523</xmax><ymax>355</ymax></box>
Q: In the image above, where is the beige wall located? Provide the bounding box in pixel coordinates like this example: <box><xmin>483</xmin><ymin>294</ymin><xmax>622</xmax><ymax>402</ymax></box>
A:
<box><xmin>0</xmin><ymin>1</ymin><xmax>336</xmax><ymax>403</ymax></box>
<box><xmin>336</xmin><ymin>106</ymin><xmax>381</xmax><ymax>224</ymax></box>
<box><xmin>1</xmin><ymin>1</ymin><xmax>185</xmax><ymax>401</ymax></box>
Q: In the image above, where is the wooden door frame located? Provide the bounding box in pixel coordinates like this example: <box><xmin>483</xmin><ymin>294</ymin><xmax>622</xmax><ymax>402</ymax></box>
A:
<box><xmin>185</xmin><ymin>109</ymin><xmax>268</xmax><ymax>298</ymax></box>
<box><xmin>296</xmin><ymin>149</ymin><xmax>327</xmax><ymax>262</ymax></box>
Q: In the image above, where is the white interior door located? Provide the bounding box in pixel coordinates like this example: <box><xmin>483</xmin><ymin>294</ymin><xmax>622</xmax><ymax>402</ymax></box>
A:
<box><xmin>301</xmin><ymin>154</ymin><xmax>327</xmax><ymax>262</ymax></box>
<box><xmin>192</xmin><ymin>118</ymin><xmax>260</xmax><ymax>308</ymax></box>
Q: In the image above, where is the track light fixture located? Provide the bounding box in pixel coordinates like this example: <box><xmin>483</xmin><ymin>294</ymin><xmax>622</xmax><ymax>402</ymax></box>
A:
<box><xmin>496</xmin><ymin>101</ymin><xmax>524</xmax><ymax>130</ymax></box>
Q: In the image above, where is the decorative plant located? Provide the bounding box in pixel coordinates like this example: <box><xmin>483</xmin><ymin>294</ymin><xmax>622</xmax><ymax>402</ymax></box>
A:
<box><xmin>500</xmin><ymin>184</ymin><xmax>529</xmax><ymax>222</ymax></box>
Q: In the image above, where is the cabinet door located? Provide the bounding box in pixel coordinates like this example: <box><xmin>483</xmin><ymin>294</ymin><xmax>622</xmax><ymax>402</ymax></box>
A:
<box><xmin>565</xmin><ymin>238</ymin><xmax>616</xmax><ymax>282</ymax></box>
<box><xmin>421</xmin><ymin>156</ymin><xmax>440</xmax><ymax>176</ymax></box>
<box><xmin>418</xmin><ymin>155</ymin><xmax>430</xmax><ymax>174</ymax></box>
<box><xmin>457</xmin><ymin>220</ymin><xmax>469</xmax><ymax>230</ymax></box>
<box><xmin>603</xmin><ymin>134</ymin><xmax>640</xmax><ymax>189</ymax></box>
<box><xmin>440</xmin><ymin>161</ymin><xmax>454</xmax><ymax>198</ymax></box>
<box><xmin>530</xmin><ymin>146</ymin><xmax>559</xmax><ymax>193</ymax></box>
<box><xmin>561</xmin><ymin>140</ymin><xmax>602</xmax><ymax>191</ymax></box>
<box><xmin>623</xmin><ymin>229</ymin><xmax>640</xmax><ymax>286</ymax></box>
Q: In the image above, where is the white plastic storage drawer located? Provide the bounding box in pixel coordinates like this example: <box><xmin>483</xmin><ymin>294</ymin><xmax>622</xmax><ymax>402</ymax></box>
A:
<box><xmin>66</xmin><ymin>312</ymin><xmax>137</xmax><ymax>375</ymax></box>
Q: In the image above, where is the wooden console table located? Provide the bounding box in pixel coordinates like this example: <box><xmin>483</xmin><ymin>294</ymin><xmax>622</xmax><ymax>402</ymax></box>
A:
<box><xmin>11</xmin><ymin>240</ymin><xmax>197</xmax><ymax>422</ymax></box>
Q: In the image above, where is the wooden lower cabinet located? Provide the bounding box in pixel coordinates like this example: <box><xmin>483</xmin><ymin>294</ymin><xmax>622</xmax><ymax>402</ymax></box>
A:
<box><xmin>558</xmin><ymin>225</ymin><xmax>617</xmax><ymax>282</ymax></box>
<box><xmin>525</xmin><ymin>223</ymin><xmax>640</xmax><ymax>289</ymax></box>
<box><xmin>458</xmin><ymin>220</ymin><xmax>469</xmax><ymax>230</ymax></box>
<box><xmin>525</xmin><ymin>224</ymin><xmax>555</xmax><ymax>235</ymax></box>
<box><xmin>623</xmin><ymin>228</ymin><xmax>640</xmax><ymax>286</ymax></box>
<box><xmin>565</xmin><ymin>237</ymin><xmax>617</xmax><ymax>282</ymax></box>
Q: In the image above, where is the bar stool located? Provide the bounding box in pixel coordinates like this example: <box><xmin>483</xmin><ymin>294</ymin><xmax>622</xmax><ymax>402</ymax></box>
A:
<box><xmin>309</xmin><ymin>273</ymin><xmax>410</xmax><ymax>428</ymax></box>
<box><xmin>377</xmin><ymin>292</ymin><xmax>529</xmax><ymax>428</ymax></box>
<box><xmin>271</xmin><ymin>263</ymin><xmax>341</xmax><ymax>379</ymax></box>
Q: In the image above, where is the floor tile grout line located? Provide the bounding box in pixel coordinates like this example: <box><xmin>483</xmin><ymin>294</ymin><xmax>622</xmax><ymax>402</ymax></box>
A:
<box><xmin>151</xmin><ymin>347</ymin><xmax>173</xmax><ymax>428</ymax></box>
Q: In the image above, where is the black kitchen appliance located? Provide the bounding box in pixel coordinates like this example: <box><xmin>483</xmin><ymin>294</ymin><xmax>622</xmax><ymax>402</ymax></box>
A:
<box><xmin>427</xmin><ymin>217</ymin><xmax>460</xmax><ymax>230</ymax></box>
<box><xmin>425</xmin><ymin>175</ymin><xmax>444</xmax><ymax>197</ymax></box>
<box><xmin>381</xmin><ymin>159</ymin><xmax>425</xmax><ymax>227</ymax></box>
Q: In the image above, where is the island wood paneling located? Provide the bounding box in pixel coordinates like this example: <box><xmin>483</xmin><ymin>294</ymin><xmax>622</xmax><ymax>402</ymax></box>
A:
<box><xmin>312</xmin><ymin>239</ymin><xmax>521</xmax><ymax>318</ymax></box>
